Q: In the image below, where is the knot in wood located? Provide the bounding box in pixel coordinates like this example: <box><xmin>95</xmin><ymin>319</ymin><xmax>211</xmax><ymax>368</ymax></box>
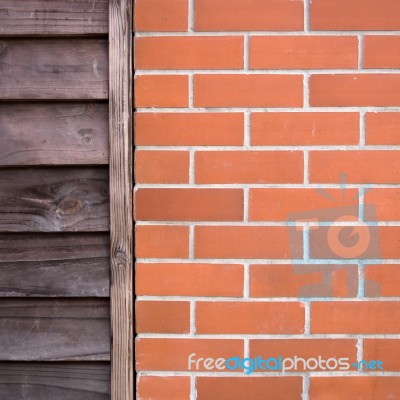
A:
<box><xmin>115</xmin><ymin>249</ymin><xmax>127</xmax><ymax>266</ymax></box>
<box><xmin>85</xmin><ymin>103</ymin><xmax>96</xmax><ymax>115</ymax></box>
<box><xmin>0</xmin><ymin>41</ymin><xmax>7</xmax><ymax>53</ymax></box>
<box><xmin>57</xmin><ymin>197</ymin><xmax>82</xmax><ymax>215</ymax></box>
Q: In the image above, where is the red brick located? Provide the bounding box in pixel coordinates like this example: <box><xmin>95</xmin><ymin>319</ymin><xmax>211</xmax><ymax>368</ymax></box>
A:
<box><xmin>365</xmin><ymin>189</ymin><xmax>400</xmax><ymax>221</ymax></box>
<box><xmin>309</xmin><ymin>151</ymin><xmax>400</xmax><ymax>184</ymax></box>
<box><xmin>135</xmin><ymin>189</ymin><xmax>244</xmax><ymax>221</ymax></box>
<box><xmin>194</xmin><ymin>74</ymin><xmax>303</xmax><ymax>108</ymax></box>
<box><xmin>195</xmin><ymin>226</ymin><xmax>302</xmax><ymax>259</ymax></box>
<box><xmin>135</xmin><ymin>150</ymin><xmax>189</xmax><ymax>184</ymax></box>
<box><xmin>310</xmin><ymin>74</ymin><xmax>400</xmax><ymax>107</ymax></box>
<box><xmin>365</xmin><ymin>36</ymin><xmax>400</xmax><ymax>68</ymax></box>
<box><xmin>136</xmin><ymin>301</ymin><xmax>190</xmax><ymax>333</ymax></box>
<box><xmin>250</xmin><ymin>264</ymin><xmax>358</xmax><ymax>298</ymax></box>
<box><xmin>310</xmin><ymin>0</ymin><xmax>400</xmax><ymax>30</ymax></box>
<box><xmin>366</xmin><ymin>112</ymin><xmax>400</xmax><ymax>145</ymax></box>
<box><xmin>364</xmin><ymin>339</ymin><xmax>400</xmax><ymax>371</ymax></box>
<box><xmin>250</xmin><ymin>339</ymin><xmax>357</xmax><ymax>371</ymax></box>
<box><xmin>379</xmin><ymin>227</ymin><xmax>400</xmax><ymax>259</ymax></box>
<box><xmin>136</xmin><ymin>263</ymin><xmax>244</xmax><ymax>297</ymax></box>
<box><xmin>195</xmin><ymin>0</ymin><xmax>303</xmax><ymax>31</ymax></box>
<box><xmin>137</xmin><ymin>376</ymin><xmax>189</xmax><ymax>400</ymax></box>
<box><xmin>197</xmin><ymin>377</ymin><xmax>302</xmax><ymax>400</ymax></box>
<box><xmin>135</xmin><ymin>37</ymin><xmax>243</xmax><ymax>70</ymax></box>
<box><xmin>311</xmin><ymin>302</ymin><xmax>400</xmax><ymax>334</ymax></box>
<box><xmin>195</xmin><ymin>151</ymin><xmax>304</xmax><ymax>184</ymax></box>
<box><xmin>136</xmin><ymin>338</ymin><xmax>243</xmax><ymax>371</ymax></box>
<box><xmin>309</xmin><ymin>224</ymin><xmax>380</xmax><ymax>260</ymax></box>
<box><xmin>135</xmin><ymin>113</ymin><xmax>244</xmax><ymax>146</ymax></box>
<box><xmin>365</xmin><ymin>265</ymin><xmax>400</xmax><ymax>297</ymax></box>
<box><xmin>250</xmin><ymin>36</ymin><xmax>358</xmax><ymax>70</ymax></box>
<box><xmin>249</xmin><ymin>188</ymin><xmax>358</xmax><ymax>221</ymax></box>
<box><xmin>134</xmin><ymin>75</ymin><xmax>188</xmax><ymax>108</ymax></box>
<box><xmin>134</xmin><ymin>0</ymin><xmax>188</xmax><ymax>32</ymax></box>
<box><xmin>135</xmin><ymin>225</ymin><xmax>189</xmax><ymax>258</ymax></box>
<box><xmin>196</xmin><ymin>302</ymin><xmax>305</xmax><ymax>334</ymax></box>
<box><xmin>311</xmin><ymin>227</ymin><xmax>400</xmax><ymax>260</ymax></box>
<box><xmin>251</xmin><ymin>112</ymin><xmax>359</xmax><ymax>146</ymax></box>
<box><xmin>310</xmin><ymin>377</ymin><xmax>400</xmax><ymax>400</ymax></box>
<box><xmin>137</xmin><ymin>376</ymin><xmax>190</xmax><ymax>400</ymax></box>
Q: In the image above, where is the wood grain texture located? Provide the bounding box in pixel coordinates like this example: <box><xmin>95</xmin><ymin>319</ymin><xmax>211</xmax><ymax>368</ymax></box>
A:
<box><xmin>0</xmin><ymin>39</ymin><xmax>108</xmax><ymax>99</ymax></box>
<box><xmin>0</xmin><ymin>103</ymin><xmax>108</xmax><ymax>166</ymax></box>
<box><xmin>0</xmin><ymin>0</ymin><xmax>108</xmax><ymax>35</ymax></box>
<box><xmin>0</xmin><ymin>362</ymin><xmax>110</xmax><ymax>399</ymax></box>
<box><xmin>0</xmin><ymin>299</ymin><xmax>110</xmax><ymax>360</ymax></box>
<box><xmin>0</xmin><ymin>233</ymin><xmax>109</xmax><ymax>262</ymax></box>
<box><xmin>0</xmin><ymin>167</ymin><xmax>109</xmax><ymax>232</ymax></box>
<box><xmin>109</xmin><ymin>1</ymin><xmax>133</xmax><ymax>399</ymax></box>
<box><xmin>0</xmin><ymin>233</ymin><xmax>109</xmax><ymax>297</ymax></box>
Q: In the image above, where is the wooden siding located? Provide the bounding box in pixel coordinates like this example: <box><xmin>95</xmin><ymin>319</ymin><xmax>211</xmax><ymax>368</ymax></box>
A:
<box><xmin>0</xmin><ymin>0</ymin><xmax>109</xmax><ymax>35</ymax></box>
<box><xmin>0</xmin><ymin>103</ymin><xmax>108</xmax><ymax>166</ymax></box>
<box><xmin>0</xmin><ymin>167</ymin><xmax>109</xmax><ymax>232</ymax></box>
<box><xmin>0</xmin><ymin>0</ymin><xmax>128</xmax><ymax>398</ymax></box>
<box><xmin>0</xmin><ymin>233</ymin><xmax>109</xmax><ymax>297</ymax></box>
<box><xmin>0</xmin><ymin>363</ymin><xmax>110</xmax><ymax>399</ymax></box>
<box><xmin>0</xmin><ymin>39</ymin><xmax>108</xmax><ymax>100</ymax></box>
<box><xmin>0</xmin><ymin>299</ymin><xmax>110</xmax><ymax>361</ymax></box>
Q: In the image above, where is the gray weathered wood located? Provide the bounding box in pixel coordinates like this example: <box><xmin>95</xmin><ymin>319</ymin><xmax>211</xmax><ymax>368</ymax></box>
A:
<box><xmin>0</xmin><ymin>299</ymin><xmax>110</xmax><ymax>360</ymax></box>
<box><xmin>0</xmin><ymin>0</ymin><xmax>108</xmax><ymax>35</ymax></box>
<box><xmin>0</xmin><ymin>258</ymin><xmax>109</xmax><ymax>297</ymax></box>
<box><xmin>109</xmin><ymin>1</ymin><xmax>133</xmax><ymax>399</ymax></box>
<box><xmin>0</xmin><ymin>103</ymin><xmax>108</xmax><ymax>166</ymax></box>
<box><xmin>0</xmin><ymin>39</ymin><xmax>108</xmax><ymax>99</ymax></box>
<box><xmin>0</xmin><ymin>167</ymin><xmax>109</xmax><ymax>232</ymax></box>
<box><xmin>0</xmin><ymin>362</ymin><xmax>110</xmax><ymax>399</ymax></box>
<box><xmin>0</xmin><ymin>233</ymin><xmax>109</xmax><ymax>262</ymax></box>
<box><xmin>0</xmin><ymin>233</ymin><xmax>109</xmax><ymax>297</ymax></box>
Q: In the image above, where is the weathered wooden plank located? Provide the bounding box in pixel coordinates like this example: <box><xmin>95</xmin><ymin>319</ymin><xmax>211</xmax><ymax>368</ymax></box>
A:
<box><xmin>0</xmin><ymin>233</ymin><xmax>109</xmax><ymax>262</ymax></box>
<box><xmin>0</xmin><ymin>299</ymin><xmax>110</xmax><ymax>360</ymax></box>
<box><xmin>0</xmin><ymin>167</ymin><xmax>109</xmax><ymax>232</ymax></box>
<box><xmin>0</xmin><ymin>233</ymin><xmax>109</xmax><ymax>296</ymax></box>
<box><xmin>0</xmin><ymin>259</ymin><xmax>109</xmax><ymax>297</ymax></box>
<box><xmin>0</xmin><ymin>362</ymin><xmax>110</xmax><ymax>399</ymax></box>
<box><xmin>109</xmin><ymin>1</ymin><xmax>133</xmax><ymax>399</ymax></box>
<box><xmin>0</xmin><ymin>0</ymin><xmax>108</xmax><ymax>35</ymax></box>
<box><xmin>0</xmin><ymin>39</ymin><xmax>108</xmax><ymax>100</ymax></box>
<box><xmin>0</xmin><ymin>103</ymin><xmax>108</xmax><ymax>166</ymax></box>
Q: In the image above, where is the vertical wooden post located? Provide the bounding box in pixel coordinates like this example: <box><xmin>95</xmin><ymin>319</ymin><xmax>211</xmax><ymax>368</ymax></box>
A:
<box><xmin>109</xmin><ymin>1</ymin><xmax>133</xmax><ymax>400</ymax></box>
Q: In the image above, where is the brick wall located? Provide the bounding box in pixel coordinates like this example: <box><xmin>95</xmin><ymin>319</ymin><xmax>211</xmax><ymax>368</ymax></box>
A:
<box><xmin>134</xmin><ymin>1</ymin><xmax>400</xmax><ymax>399</ymax></box>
